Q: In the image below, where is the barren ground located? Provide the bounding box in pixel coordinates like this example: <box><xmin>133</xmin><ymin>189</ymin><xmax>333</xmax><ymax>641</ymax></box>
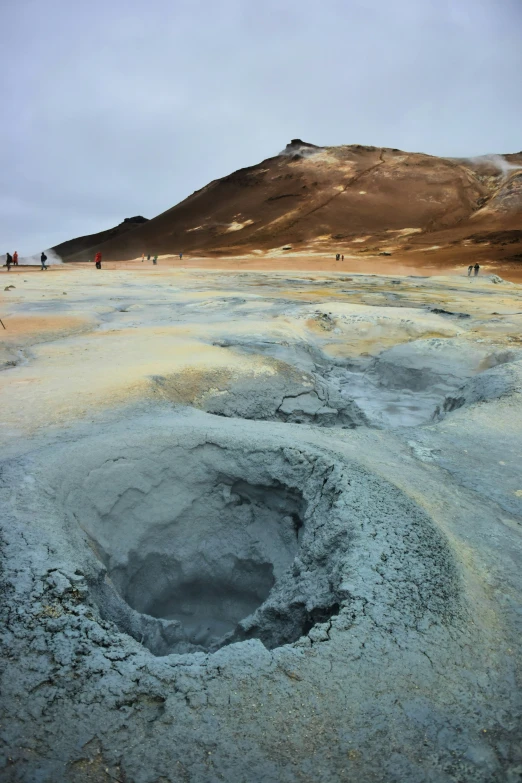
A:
<box><xmin>1</xmin><ymin>261</ymin><xmax>521</xmax><ymax>783</ymax></box>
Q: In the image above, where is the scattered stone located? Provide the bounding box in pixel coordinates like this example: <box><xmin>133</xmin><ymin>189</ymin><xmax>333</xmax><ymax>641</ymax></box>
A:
<box><xmin>431</xmin><ymin>307</ymin><xmax>470</xmax><ymax>318</ymax></box>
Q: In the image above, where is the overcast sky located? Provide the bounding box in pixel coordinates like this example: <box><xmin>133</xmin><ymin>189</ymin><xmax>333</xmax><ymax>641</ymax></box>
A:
<box><xmin>1</xmin><ymin>0</ymin><xmax>521</xmax><ymax>255</ymax></box>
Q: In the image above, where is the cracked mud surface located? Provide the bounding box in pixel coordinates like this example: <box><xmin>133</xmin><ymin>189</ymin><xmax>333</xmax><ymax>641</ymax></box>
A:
<box><xmin>1</xmin><ymin>265</ymin><xmax>521</xmax><ymax>782</ymax></box>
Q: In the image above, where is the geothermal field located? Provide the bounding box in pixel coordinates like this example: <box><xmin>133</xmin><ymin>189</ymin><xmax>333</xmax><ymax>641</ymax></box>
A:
<box><xmin>1</xmin><ymin>257</ymin><xmax>521</xmax><ymax>782</ymax></box>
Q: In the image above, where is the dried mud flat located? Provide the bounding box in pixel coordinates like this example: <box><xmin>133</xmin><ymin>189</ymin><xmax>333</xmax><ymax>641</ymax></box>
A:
<box><xmin>1</xmin><ymin>264</ymin><xmax>522</xmax><ymax>783</ymax></box>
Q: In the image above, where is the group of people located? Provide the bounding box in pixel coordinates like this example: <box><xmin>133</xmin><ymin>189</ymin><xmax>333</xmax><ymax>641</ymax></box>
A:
<box><xmin>4</xmin><ymin>251</ymin><xmax>48</xmax><ymax>270</ymax></box>
<box><xmin>93</xmin><ymin>250</ymin><xmax>183</xmax><ymax>267</ymax></box>
<box><xmin>5</xmin><ymin>251</ymin><xmax>19</xmax><ymax>270</ymax></box>
<box><xmin>5</xmin><ymin>249</ymin><xmax>187</xmax><ymax>270</ymax></box>
<box><xmin>4</xmin><ymin>251</ymin><xmax>48</xmax><ymax>269</ymax></box>
<box><xmin>5</xmin><ymin>250</ymin><xmax>484</xmax><ymax>278</ymax></box>
<box><xmin>140</xmin><ymin>252</ymin><xmax>183</xmax><ymax>263</ymax></box>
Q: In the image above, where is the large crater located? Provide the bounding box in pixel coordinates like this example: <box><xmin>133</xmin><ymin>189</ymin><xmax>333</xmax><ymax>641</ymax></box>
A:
<box><xmin>56</xmin><ymin>417</ymin><xmax>460</xmax><ymax>658</ymax></box>
<box><xmin>64</xmin><ymin>437</ymin><xmax>348</xmax><ymax>656</ymax></box>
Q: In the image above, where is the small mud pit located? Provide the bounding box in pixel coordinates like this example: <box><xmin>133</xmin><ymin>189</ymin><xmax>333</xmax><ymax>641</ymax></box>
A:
<box><xmin>202</xmin><ymin>338</ymin><xmax>522</xmax><ymax>430</ymax></box>
<box><xmin>64</xmin><ymin>436</ymin><xmax>346</xmax><ymax>656</ymax></box>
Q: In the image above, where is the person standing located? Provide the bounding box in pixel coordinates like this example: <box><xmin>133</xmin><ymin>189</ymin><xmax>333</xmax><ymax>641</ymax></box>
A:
<box><xmin>147</xmin><ymin>253</ymin><xmax>151</xmax><ymax>262</ymax></box>
<box><xmin>13</xmin><ymin>251</ymin><xmax>18</xmax><ymax>266</ymax></box>
<box><xmin>467</xmin><ymin>265</ymin><xmax>473</xmax><ymax>276</ymax></box>
<box><xmin>95</xmin><ymin>252</ymin><xmax>102</xmax><ymax>269</ymax></box>
<box><xmin>153</xmin><ymin>255</ymin><xmax>158</xmax><ymax>265</ymax></box>
<box><xmin>474</xmin><ymin>263</ymin><xmax>480</xmax><ymax>276</ymax></box>
<box><xmin>6</xmin><ymin>252</ymin><xmax>12</xmax><ymax>271</ymax></box>
<box><xmin>341</xmin><ymin>254</ymin><xmax>344</xmax><ymax>262</ymax></box>
<box><xmin>179</xmin><ymin>252</ymin><xmax>183</xmax><ymax>260</ymax></box>
<box><xmin>141</xmin><ymin>253</ymin><xmax>145</xmax><ymax>262</ymax></box>
<box><xmin>40</xmin><ymin>252</ymin><xmax>48</xmax><ymax>270</ymax></box>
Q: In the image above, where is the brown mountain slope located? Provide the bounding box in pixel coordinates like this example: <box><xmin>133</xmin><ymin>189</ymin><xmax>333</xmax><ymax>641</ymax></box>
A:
<box><xmin>53</xmin><ymin>216</ymin><xmax>148</xmax><ymax>260</ymax></box>
<box><xmin>61</xmin><ymin>141</ymin><xmax>522</xmax><ymax>265</ymax></box>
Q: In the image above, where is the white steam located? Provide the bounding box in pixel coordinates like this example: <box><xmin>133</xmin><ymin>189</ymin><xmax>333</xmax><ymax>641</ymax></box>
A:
<box><xmin>467</xmin><ymin>154</ymin><xmax>522</xmax><ymax>178</ymax></box>
<box><xmin>279</xmin><ymin>141</ymin><xmax>325</xmax><ymax>159</ymax></box>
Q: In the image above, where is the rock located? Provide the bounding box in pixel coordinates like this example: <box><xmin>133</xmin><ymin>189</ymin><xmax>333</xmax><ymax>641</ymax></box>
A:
<box><xmin>431</xmin><ymin>307</ymin><xmax>470</xmax><ymax>318</ymax></box>
<box><xmin>123</xmin><ymin>216</ymin><xmax>148</xmax><ymax>224</ymax></box>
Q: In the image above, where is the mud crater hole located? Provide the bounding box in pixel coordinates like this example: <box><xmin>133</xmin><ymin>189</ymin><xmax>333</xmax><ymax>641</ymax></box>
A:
<box><xmin>68</xmin><ymin>443</ymin><xmax>344</xmax><ymax>656</ymax></box>
<box><xmin>212</xmin><ymin>337</ymin><xmax>522</xmax><ymax>429</ymax></box>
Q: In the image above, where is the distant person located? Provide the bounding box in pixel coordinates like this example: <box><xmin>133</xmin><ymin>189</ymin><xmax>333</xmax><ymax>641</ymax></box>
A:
<box><xmin>95</xmin><ymin>252</ymin><xmax>102</xmax><ymax>269</ymax></box>
<box><xmin>179</xmin><ymin>252</ymin><xmax>183</xmax><ymax>260</ymax></box>
<box><xmin>141</xmin><ymin>253</ymin><xmax>144</xmax><ymax>262</ymax></box>
<box><xmin>6</xmin><ymin>252</ymin><xmax>12</xmax><ymax>271</ymax></box>
<box><xmin>467</xmin><ymin>265</ymin><xmax>473</xmax><ymax>276</ymax></box>
<box><xmin>147</xmin><ymin>254</ymin><xmax>151</xmax><ymax>261</ymax></box>
<box><xmin>40</xmin><ymin>252</ymin><xmax>48</xmax><ymax>270</ymax></box>
<box><xmin>341</xmin><ymin>254</ymin><xmax>344</xmax><ymax>261</ymax></box>
<box><xmin>13</xmin><ymin>251</ymin><xmax>18</xmax><ymax>266</ymax></box>
<box><xmin>153</xmin><ymin>255</ymin><xmax>158</xmax><ymax>265</ymax></box>
<box><xmin>474</xmin><ymin>263</ymin><xmax>480</xmax><ymax>276</ymax></box>
<box><xmin>335</xmin><ymin>254</ymin><xmax>339</xmax><ymax>261</ymax></box>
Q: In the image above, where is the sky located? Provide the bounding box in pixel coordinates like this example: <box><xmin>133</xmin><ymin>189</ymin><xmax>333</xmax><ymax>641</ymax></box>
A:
<box><xmin>1</xmin><ymin>0</ymin><xmax>521</xmax><ymax>255</ymax></box>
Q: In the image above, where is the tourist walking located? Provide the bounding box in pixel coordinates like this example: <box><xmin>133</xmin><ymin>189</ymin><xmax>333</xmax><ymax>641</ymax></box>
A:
<box><xmin>153</xmin><ymin>255</ymin><xmax>158</xmax><ymax>265</ymax></box>
<box><xmin>474</xmin><ymin>263</ymin><xmax>480</xmax><ymax>276</ymax></box>
<box><xmin>40</xmin><ymin>252</ymin><xmax>48</xmax><ymax>270</ymax></box>
<box><xmin>467</xmin><ymin>265</ymin><xmax>473</xmax><ymax>276</ymax></box>
<box><xmin>179</xmin><ymin>252</ymin><xmax>183</xmax><ymax>260</ymax></box>
<box><xmin>95</xmin><ymin>252</ymin><xmax>102</xmax><ymax>270</ymax></box>
<box><xmin>13</xmin><ymin>251</ymin><xmax>18</xmax><ymax>266</ymax></box>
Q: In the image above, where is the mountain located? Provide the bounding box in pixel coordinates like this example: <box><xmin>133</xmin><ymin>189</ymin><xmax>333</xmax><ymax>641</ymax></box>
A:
<box><xmin>52</xmin><ymin>216</ymin><xmax>148</xmax><ymax>260</ymax></box>
<box><xmin>55</xmin><ymin>141</ymin><xmax>522</xmax><ymax>266</ymax></box>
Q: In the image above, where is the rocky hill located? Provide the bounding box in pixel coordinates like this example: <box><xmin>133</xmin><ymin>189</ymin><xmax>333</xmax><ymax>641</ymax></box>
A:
<box><xmin>53</xmin><ymin>215</ymin><xmax>148</xmax><ymax>260</ymax></box>
<box><xmin>56</xmin><ymin>141</ymin><xmax>522</xmax><ymax>265</ymax></box>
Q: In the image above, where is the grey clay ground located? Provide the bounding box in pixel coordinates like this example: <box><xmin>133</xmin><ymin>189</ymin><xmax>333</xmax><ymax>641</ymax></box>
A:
<box><xmin>0</xmin><ymin>267</ymin><xmax>521</xmax><ymax>782</ymax></box>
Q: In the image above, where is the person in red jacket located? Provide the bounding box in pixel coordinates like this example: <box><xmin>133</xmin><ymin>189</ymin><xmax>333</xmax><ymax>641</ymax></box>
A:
<box><xmin>95</xmin><ymin>252</ymin><xmax>102</xmax><ymax>269</ymax></box>
<box><xmin>13</xmin><ymin>251</ymin><xmax>18</xmax><ymax>266</ymax></box>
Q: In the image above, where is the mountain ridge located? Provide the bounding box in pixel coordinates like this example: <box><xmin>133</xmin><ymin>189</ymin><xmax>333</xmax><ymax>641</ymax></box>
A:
<box><xmin>53</xmin><ymin>142</ymin><xmax>522</xmax><ymax>266</ymax></box>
